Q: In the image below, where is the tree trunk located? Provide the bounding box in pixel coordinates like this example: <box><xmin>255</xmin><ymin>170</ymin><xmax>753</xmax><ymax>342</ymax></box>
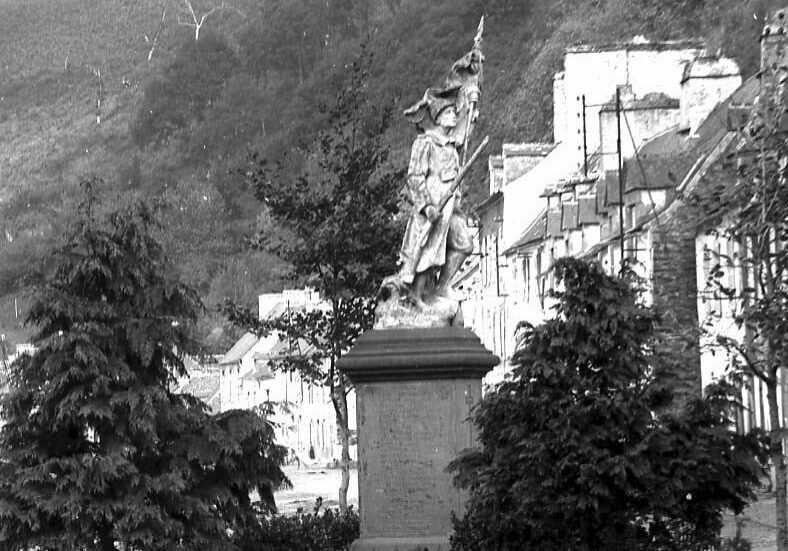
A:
<box><xmin>767</xmin><ymin>369</ymin><xmax>788</xmax><ymax>551</ymax></box>
<box><xmin>335</xmin><ymin>370</ymin><xmax>351</xmax><ymax>513</ymax></box>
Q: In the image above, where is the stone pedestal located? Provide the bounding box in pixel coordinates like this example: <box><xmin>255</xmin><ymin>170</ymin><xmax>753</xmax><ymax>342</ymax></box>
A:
<box><xmin>338</xmin><ymin>327</ymin><xmax>498</xmax><ymax>551</ymax></box>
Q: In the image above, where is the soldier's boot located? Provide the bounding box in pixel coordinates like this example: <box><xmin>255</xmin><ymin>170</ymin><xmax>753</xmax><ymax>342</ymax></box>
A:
<box><xmin>410</xmin><ymin>272</ymin><xmax>429</xmax><ymax>309</ymax></box>
<box><xmin>435</xmin><ymin>250</ymin><xmax>468</xmax><ymax>299</ymax></box>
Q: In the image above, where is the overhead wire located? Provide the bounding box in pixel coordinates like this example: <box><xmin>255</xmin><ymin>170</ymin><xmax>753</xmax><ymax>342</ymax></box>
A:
<box><xmin>621</xmin><ymin>108</ymin><xmax>663</xmax><ymax>228</ymax></box>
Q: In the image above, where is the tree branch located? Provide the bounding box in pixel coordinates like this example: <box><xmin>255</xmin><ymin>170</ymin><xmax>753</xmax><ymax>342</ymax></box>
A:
<box><xmin>177</xmin><ymin>0</ymin><xmax>242</xmax><ymax>41</ymax></box>
<box><xmin>146</xmin><ymin>9</ymin><xmax>167</xmax><ymax>61</ymax></box>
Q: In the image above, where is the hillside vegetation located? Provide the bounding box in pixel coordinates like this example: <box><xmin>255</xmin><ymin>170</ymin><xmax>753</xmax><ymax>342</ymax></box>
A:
<box><xmin>0</xmin><ymin>0</ymin><xmax>782</xmax><ymax>350</ymax></box>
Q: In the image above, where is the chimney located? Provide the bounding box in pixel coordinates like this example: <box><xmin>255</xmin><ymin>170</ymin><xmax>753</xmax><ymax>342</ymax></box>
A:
<box><xmin>679</xmin><ymin>56</ymin><xmax>742</xmax><ymax>135</ymax></box>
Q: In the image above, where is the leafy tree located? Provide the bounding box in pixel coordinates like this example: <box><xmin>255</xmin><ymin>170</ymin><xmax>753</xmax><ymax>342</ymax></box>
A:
<box><xmin>449</xmin><ymin>258</ymin><xmax>767</xmax><ymax>551</ymax></box>
<box><xmin>690</xmin><ymin>59</ymin><xmax>788</xmax><ymax>550</ymax></box>
<box><xmin>222</xmin><ymin>44</ymin><xmax>404</xmax><ymax>512</ymax></box>
<box><xmin>132</xmin><ymin>32</ymin><xmax>238</xmax><ymax>147</ymax></box>
<box><xmin>0</xmin><ymin>181</ymin><xmax>289</xmax><ymax>551</ymax></box>
<box><xmin>240</xmin><ymin>0</ymin><xmax>369</xmax><ymax>84</ymax></box>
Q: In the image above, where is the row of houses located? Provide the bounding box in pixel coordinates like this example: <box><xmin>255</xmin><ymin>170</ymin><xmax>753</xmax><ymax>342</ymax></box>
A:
<box><xmin>174</xmin><ymin>288</ymin><xmax>356</xmax><ymax>464</ymax></box>
<box><xmin>453</xmin><ymin>7</ymin><xmax>788</xmax><ymax>435</ymax></box>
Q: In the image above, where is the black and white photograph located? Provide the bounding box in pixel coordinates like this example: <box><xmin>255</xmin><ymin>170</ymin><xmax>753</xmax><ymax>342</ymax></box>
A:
<box><xmin>1</xmin><ymin>1</ymin><xmax>787</xmax><ymax>549</ymax></box>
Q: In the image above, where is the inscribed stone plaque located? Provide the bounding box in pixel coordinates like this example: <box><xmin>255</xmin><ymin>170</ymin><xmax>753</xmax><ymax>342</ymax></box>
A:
<box><xmin>356</xmin><ymin>378</ymin><xmax>480</xmax><ymax>539</ymax></box>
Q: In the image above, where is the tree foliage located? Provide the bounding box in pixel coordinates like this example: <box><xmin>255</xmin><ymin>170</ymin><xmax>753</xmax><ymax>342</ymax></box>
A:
<box><xmin>132</xmin><ymin>32</ymin><xmax>238</xmax><ymax>147</ymax></box>
<box><xmin>449</xmin><ymin>258</ymin><xmax>767</xmax><ymax>551</ymax></box>
<box><xmin>222</xmin><ymin>44</ymin><xmax>404</xmax><ymax>511</ymax></box>
<box><xmin>0</xmin><ymin>181</ymin><xmax>289</xmax><ymax>551</ymax></box>
<box><xmin>235</xmin><ymin>507</ymin><xmax>360</xmax><ymax>551</ymax></box>
<box><xmin>689</xmin><ymin>59</ymin><xmax>788</xmax><ymax>550</ymax></box>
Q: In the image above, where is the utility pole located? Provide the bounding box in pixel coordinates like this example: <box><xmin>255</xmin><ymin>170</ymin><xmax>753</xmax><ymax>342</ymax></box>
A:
<box><xmin>582</xmin><ymin>95</ymin><xmax>588</xmax><ymax>177</ymax></box>
<box><xmin>616</xmin><ymin>87</ymin><xmax>625</xmax><ymax>267</ymax></box>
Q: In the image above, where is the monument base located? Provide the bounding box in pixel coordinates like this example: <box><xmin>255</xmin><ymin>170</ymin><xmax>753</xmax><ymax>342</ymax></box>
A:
<box><xmin>338</xmin><ymin>328</ymin><xmax>498</xmax><ymax>551</ymax></box>
<box><xmin>351</xmin><ymin>535</ymin><xmax>450</xmax><ymax>551</ymax></box>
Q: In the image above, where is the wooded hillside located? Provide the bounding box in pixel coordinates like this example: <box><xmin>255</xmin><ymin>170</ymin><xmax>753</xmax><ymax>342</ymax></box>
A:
<box><xmin>0</xmin><ymin>0</ymin><xmax>782</xmax><ymax>350</ymax></box>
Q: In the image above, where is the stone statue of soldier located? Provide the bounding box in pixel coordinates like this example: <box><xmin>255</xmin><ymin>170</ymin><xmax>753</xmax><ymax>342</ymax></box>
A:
<box><xmin>377</xmin><ymin>20</ymin><xmax>484</xmax><ymax>327</ymax></box>
<box><xmin>396</xmin><ymin>87</ymin><xmax>474</xmax><ymax>308</ymax></box>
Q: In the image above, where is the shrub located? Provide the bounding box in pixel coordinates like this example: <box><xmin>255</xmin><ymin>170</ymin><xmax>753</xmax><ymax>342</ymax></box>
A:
<box><xmin>236</xmin><ymin>508</ymin><xmax>360</xmax><ymax>551</ymax></box>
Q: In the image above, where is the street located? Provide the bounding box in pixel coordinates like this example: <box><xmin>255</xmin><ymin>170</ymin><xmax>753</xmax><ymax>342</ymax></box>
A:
<box><xmin>275</xmin><ymin>466</ymin><xmax>359</xmax><ymax>514</ymax></box>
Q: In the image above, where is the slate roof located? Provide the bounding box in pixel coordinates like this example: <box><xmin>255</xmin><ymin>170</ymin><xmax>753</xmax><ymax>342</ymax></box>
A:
<box><xmin>219</xmin><ymin>332</ymin><xmax>259</xmax><ymax>365</ymax></box>
<box><xmin>474</xmin><ymin>190</ymin><xmax>503</xmax><ymax>214</ymax></box>
<box><xmin>604</xmin><ymin>171</ymin><xmax>621</xmax><ymax>205</ymax></box>
<box><xmin>504</xmin><ymin>209</ymin><xmax>547</xmax><ymax>254</ymax></box>
<box><xmin>261</xmin><ymin>301</ymin><xmax>289</xmax><ymax>320</ymax></box>
<box><xmin>267</xmin><ymin>337</ymin><xmax>315</xmax><ymax>357</ymax></box>
<box><xmin>623</xmin><ymin>152</ymin><xmax>698</xmax><ymax>192</ymax></box>
<box><xmin>181</xmin><ymin>373</ymin><xmax>221</xmax><ymax>412</ymax></box>
<box><xmin>546</xmin><ymin>209</ymin><xmax>563</xmax><ymax>237</ymax></box>
<box><xmin>578</xmin><ymin>196</ymin><xmax>598</xmax><ymax>225</ymax></box>
<box><xmin>562</xmin><ymin>202</ymin><xmax>579</xmax><ymax>230</ymax></box>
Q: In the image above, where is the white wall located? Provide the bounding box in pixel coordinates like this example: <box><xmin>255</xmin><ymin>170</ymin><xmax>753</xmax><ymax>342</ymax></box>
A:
<box><xmin>562</xmin><ymin>42</ymin><xmax>704</xmax><ymax>170</ymax></box>
<box><xmin>680</xmin><ymin>58</ymin><xmax>741</xmax><ymax>134</ymax></box>
<box><xmin>502</xmin><ymin>143</ymin><xmax>572</xmax><ymax>250</ymax></box>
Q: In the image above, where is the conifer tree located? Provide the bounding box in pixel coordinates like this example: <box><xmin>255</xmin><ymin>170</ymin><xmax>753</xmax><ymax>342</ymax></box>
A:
<box><xmin>0</xmin><ymin>180</ymin><xmax>288</xmax><ymax>551</ymax></box>
<box><xmin>450</xmin><ymin>258</ymin><xmax>767</xmax><ymax>551</ymax></box>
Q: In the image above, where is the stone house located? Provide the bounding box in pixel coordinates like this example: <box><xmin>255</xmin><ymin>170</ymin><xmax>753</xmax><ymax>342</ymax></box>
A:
<box><xmin>218</xmin><ymin>288</ymin><xmax>357</xmax><ymax>463</ymax></box>
<box><xmin>462</xmin><ymin>37</ymin><xmax>736</xmax><ymax>377</ymax></box>
<box><xmin>458</xmin><ymin>7</ymin><xmax>788</xmax><ymax>427</ymax></box>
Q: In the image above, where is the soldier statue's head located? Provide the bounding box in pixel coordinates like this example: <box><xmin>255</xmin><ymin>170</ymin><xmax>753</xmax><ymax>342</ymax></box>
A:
<box><xmin>403</xmin><ymin>86</ymin><xmax>460</xmax><ymax>132</ymax></box>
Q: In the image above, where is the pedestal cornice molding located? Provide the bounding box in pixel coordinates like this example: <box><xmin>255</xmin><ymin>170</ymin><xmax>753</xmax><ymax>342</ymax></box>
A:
<box><xmin>338</xmin><ymin>327</ymin><xmax>499</xmax><ymax>383</ymax></box>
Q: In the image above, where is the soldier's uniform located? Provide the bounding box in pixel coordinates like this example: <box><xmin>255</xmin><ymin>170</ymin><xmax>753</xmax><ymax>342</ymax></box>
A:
<box><xmin>399</xmin><ymin>131</ymin><xmax>472</xmax><ymax>284</ymax></box>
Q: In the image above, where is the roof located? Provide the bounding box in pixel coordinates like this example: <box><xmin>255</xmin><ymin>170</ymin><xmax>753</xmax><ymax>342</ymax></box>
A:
<box><xmin>566</xmin><ymin>38</ymin><xmax>704</xmax><ymax>54</ymax></box>
<box><xmin>219</xmin><ymin>332</ymin><xmax>259</xmax><ymax>365</ymax></box>
<box><xmin>623</xmin><ymin>152</ymin><xmax>697</xmax><ymax>192</ymax></box>
<box><xmin>181</xmin><ymin>373</ymin><xmax>220</xmax><ymax>403</ymax></box>
<box><xmin>502</xmin><ymin>143</ymin><xmax>556</xmax><ymax>157</ymax></box>
<box><xmin>578</xmin><ymin>195</ymin><xmax>598</xmax><ymax>225</ymax></box>
<box><xmin>267</xmin><ymin>337</ymin><xmax>316</xmax><ymax>358</ymax></box>
<box><xmin>562</xmin><ymin>202</ymin><xmax>579</xmax><ymax>230</ymax></box>
<box><xmin>546</xmin><ymin>209</ymin><xmax>563</xmax><ymax>237</ymax></box>
<box><xmin>474</xmin><ymin>190</ymin><xmax>503</xmax><ymax>213</ymax></box>
<box><xmin>504</xmin><ymin>209</ymin><xmax>547</xmax><ymax>254</ymax></box>
<box><xmin>600</xmin><ymin>92</ymin><xmax>680</xmax><ymax>113</ymax></box>
<box><xmin>681</xmin><ymin>57</ymin><xmax>740</xmax><ymax>82</ymax></box>
<box><xmin>452</xmin><ymin>255</ymin><xmax>480</xmax><ymax>289</ymax></box>
<box><xmin>261</xmin><ymin>301</ymin><xmax>289</xmax><ymax>320</ymax></box>
<box><xmin>614</xmin><ymin>75</ymin><xmax>760</xmax><ymax>197</ymax></box>
<box><xmin>604</xmin><ymin>171</ymin><xmax>621</xmax><ymax>205</ymax></box>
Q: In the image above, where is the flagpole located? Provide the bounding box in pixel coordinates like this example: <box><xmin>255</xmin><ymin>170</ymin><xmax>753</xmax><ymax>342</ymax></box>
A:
<box><xmin>461</xmin><ymin>16</ymin><xmax>484</xmax><ymax>165</ymax></box>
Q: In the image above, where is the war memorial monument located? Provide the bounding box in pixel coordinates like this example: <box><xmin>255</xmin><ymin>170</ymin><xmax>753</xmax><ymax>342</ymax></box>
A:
<box><xmin>338</xmin><ymin>20</ymin><xmax>500</xmax><ymax>551</ymax></box>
